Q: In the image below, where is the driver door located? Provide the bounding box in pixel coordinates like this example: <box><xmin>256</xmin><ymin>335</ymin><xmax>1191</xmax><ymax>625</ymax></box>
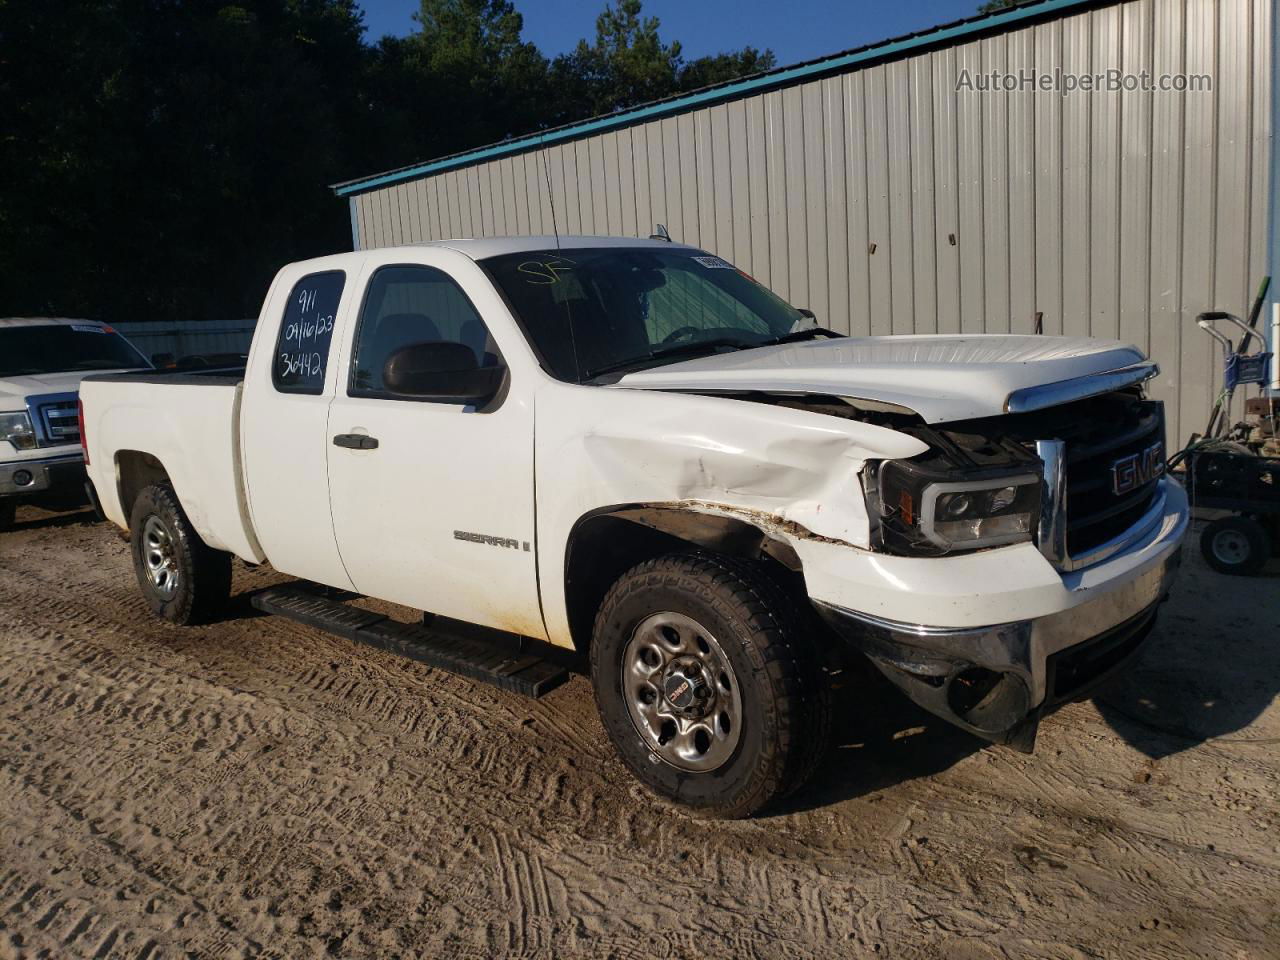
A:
<box><xmin>324</xmin><ymin>256</ymin><xmax>546</xmax><ymax>640</ymax></box>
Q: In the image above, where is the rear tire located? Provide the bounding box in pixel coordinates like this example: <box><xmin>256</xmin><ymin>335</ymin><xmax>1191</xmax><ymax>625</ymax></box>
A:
<box><xmin>591</xmin><ymin>552</ymin><xmax>832</xmax><ymax>819</ymax></box>
<box><xmin>129</xmin><ymin>484</ymin><xmax>231</xmax><ymax>624</ymax></box>
<box><xmin>1200</xmin><ymin>515</ymin><xmax>1268</xmax><ymax>576</ymax></box>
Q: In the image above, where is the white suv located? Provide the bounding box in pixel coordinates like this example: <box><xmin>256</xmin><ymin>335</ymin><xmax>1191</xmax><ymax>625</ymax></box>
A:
<box><xmin>0</xmin><ymin>318</ymin><xmax>150</xmax><ymax>529</ymax></box>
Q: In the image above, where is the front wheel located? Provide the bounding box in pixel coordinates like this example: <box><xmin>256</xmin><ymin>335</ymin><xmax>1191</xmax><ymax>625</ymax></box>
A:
<box><xmin>0</xmin><ymin>499</ymin><xmax>14</xmax><ymax>532</ymax></box>
<box><xmin>129</xmin><ymin>484</ymin><xmax>231</xmax><ymax>624</ymax></box>
<box><xmin>591</xmin><ymin>553</ymin><xmax>831</xmax><ymax>819</ymax></box>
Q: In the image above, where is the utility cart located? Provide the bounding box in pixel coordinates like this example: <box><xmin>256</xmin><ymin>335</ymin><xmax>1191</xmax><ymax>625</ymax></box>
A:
<box><xmin>1171</xmin><ymin>279</ymin><xmax>1280</xmax><ymax>575</ymax></box>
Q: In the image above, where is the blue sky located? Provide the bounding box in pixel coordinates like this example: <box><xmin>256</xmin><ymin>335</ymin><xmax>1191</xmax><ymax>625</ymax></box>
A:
<box><xmin>358</xmin><ymin>0</ymin><xmax>990</xmax><ymax>66</ymax></box>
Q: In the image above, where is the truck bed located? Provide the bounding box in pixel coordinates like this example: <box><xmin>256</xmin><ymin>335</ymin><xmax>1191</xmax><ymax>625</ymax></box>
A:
<box><xmin>80</xmin><ymin>370</ymin><xmax>264</xmax><ymax>563</ymax></box>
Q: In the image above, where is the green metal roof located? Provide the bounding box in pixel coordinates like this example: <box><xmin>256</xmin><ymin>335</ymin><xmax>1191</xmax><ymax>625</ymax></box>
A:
<box><xmin>332</xmin><ymin>0</ymin><xmax>1106</xmax><ymax>198</ymax></box>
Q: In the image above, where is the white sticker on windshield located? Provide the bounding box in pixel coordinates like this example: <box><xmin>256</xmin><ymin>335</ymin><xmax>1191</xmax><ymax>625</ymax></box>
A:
<box><xmin>70</xmin><ymin>324</ymin><xmax>106</xmax><ymax>333</ymax></box>
<box><xmin>692</xmin><ymin>255</ymin><xmax>734</xmax><ymax>269</ymax></box>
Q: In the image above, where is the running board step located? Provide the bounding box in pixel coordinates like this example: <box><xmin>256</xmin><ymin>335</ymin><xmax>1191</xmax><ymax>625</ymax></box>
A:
<box><xmin>251</xmin><ymin>586</ymin><xmax>569</xmax><ymax>698</ymax></box>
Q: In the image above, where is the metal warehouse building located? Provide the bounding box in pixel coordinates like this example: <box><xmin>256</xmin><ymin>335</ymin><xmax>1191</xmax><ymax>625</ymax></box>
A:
<box><xmin>333</xmin><ymin>0</ymin><xmax>1277</xmax><ymax>446</ymax></box>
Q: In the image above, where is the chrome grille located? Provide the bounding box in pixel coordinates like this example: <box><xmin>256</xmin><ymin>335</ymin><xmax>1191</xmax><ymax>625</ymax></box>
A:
<box><xmin>25</xmin><ymin>392</ymin><xmax>81</xmax><ymax>447</ymax></box>
<box><xmin>40</xmin><ymin>401</ymin><xmax>80</xmax><ymax>445</ymax></box>
<box><xmin>1036</xmin><ymin>398</ymin><xmax>1166</xmax><ymax>571</ymax></box>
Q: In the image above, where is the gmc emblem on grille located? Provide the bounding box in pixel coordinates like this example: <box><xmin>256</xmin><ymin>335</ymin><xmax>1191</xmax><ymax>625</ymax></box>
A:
<box><xmin>1111</xmin><ymin>441</ymin><xmax>1164</xmax><ymax>496</ymax></box>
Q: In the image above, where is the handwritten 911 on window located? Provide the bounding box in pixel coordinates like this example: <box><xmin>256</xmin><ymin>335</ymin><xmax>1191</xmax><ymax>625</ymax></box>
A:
<box><xmin>274</xmin><ymin>271</ymin><xmax>344</xmax><ymax>394</ymax></box>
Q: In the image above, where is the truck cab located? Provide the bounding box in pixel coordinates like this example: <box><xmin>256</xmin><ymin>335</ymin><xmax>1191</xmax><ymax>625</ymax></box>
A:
<box><xmin>0</xmin><ymin>318</ymin><xmax>150</xmax><ymax>529</ymax></box>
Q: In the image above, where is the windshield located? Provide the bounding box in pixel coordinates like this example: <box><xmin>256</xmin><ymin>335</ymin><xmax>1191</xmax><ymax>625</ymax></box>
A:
<box><xmin>482</xmin><ymin>248</ymin><xmax>809</xmax><ymax>382</ymax></box>
<box><xmin>0</xmin><ymin>324</ymin><xmax>150</xmax><ymax>377</ymax></box>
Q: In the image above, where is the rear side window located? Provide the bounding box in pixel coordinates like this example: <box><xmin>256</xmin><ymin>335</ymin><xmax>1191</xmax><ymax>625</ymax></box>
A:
<box><xmin>273</xmin><ymin>270</ymin><xmax>345</xmax><ymax>394</ymax></box>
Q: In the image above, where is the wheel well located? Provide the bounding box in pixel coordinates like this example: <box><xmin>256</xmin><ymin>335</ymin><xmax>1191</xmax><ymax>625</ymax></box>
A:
<box><xmin>562</xmin><ymin>506</ymin><xmax>805</xmax><ymax>655</ymax></box>
<box><xmin>115</xmin><ymin>451</ymin><xmax>171</xmax><ymax>527</ymax></box>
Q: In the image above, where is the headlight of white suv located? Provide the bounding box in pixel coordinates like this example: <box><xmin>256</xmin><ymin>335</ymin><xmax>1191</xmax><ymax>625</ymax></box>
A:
<box><xmin>0</xmin><ymin>411</ymin><xmax>37</xmax><ymax>451</ymax></box>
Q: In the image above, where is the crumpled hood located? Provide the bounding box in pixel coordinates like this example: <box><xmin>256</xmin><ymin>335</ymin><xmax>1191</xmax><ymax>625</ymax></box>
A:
<box><xmin>613</xmin><ymin>334</ymin><xmax>1148</xmax><ymax>423</ymax></box>
<box><xmin>0</xmin><ymin>370</ymin><xmax>133</xmax><ymax>409</ymax></box>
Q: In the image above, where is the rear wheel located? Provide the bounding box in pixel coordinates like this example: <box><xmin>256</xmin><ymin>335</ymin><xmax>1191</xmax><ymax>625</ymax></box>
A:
<box><xmin>129</xmin><ymin>484</ymin><xmax>231</xmax><ymax>623</ymax></box>
<box><xmin>1200</xmin><ymin>515</ymin><xmax>1269</xmax><ymax>576</ymax></box>
<box><xmin>591</xmin><ymin>553</ymin><xmax>831</xmax><ymax>819</ymax></box>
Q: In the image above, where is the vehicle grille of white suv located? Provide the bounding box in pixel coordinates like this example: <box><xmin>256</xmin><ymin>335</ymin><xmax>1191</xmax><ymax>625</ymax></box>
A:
<box><xmin>28</xmin><ymin>393</ymin><xmax>81</xmax><ymax>447</ymax></box>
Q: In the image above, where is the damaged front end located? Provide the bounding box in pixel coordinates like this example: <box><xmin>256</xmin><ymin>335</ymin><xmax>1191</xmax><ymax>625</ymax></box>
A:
<box><xmin>814</xmin><ymin>594</ymin><xmax>1166</xmax><ymax>752</ymax></box>
<box><xmin>815</xmin><ymin>605</ymin><xmax>1041</xmax><ymax>749</ymax></box>
<box><xmin>809</xmin><ymin>389</ymin><xmax>1183</xmax><ymax>751</ymax></box>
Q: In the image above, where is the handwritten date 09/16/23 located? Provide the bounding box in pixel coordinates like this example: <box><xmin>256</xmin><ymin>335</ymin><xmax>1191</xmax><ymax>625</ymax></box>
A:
<box><xmin>283</xmin><ymin>313</ymin><xmax>335</xmax><ymax>351</ymax></box>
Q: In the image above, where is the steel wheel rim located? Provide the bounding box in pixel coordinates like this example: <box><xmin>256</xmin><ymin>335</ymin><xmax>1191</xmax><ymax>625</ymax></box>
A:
<box><xmin>1211</xmin><ymin>529</ymin><xmax>1249</xmax><ymax>566</ymax></box>
<box><xmin>622</xmin><ymin>611</ymin><xmax>743</xmax><ymax>773</ymax></box>
<box><xmin>142</xmin><ymin>515</ymin><xmax>180</xmax><ymax>600</ymax></box>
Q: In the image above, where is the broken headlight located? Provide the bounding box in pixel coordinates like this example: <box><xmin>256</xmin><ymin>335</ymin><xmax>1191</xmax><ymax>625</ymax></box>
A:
<box><xmin>0</xmin><ymin>411</ymin><xmax>36</xmax><ymax>451</ymax></box>
<box><xmin>867</xmin><ymin>458</ymin><xmax>1041</xmax><ymax>554</ymax></box>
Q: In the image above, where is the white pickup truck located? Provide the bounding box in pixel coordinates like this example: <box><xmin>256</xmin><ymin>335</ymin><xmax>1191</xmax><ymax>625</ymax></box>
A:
<box><xmin>1</xmin><ymin>317</ymin><xmax>151</xmax><ymax>529</ymax></box>
<box><xmin>81</xmin><ymin>236</ymin><xmax>1188</xmax><ymax>817</ymax></box>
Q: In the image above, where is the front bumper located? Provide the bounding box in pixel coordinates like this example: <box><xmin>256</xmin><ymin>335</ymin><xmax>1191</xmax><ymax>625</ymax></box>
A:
<box><xmin>0</xmin><ymin>452</ymin><xmax>87</xmax><ymax>499</ymax></box>
<box><xmin>812</xmin><ymin>478</ymin><xmax>1189</xmax><ymax>752</ymax></box>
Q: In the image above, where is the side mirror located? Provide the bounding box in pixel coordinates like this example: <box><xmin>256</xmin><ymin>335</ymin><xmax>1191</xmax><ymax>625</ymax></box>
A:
<box><xmin>382</xmin><ymin>341</ymin><xmax>505</xmax><ymax>404</ymax></box>
<box><xmin>796</xmin><ymin>308</ymin><xmax>817</xmax><ymax>321</ymax></box>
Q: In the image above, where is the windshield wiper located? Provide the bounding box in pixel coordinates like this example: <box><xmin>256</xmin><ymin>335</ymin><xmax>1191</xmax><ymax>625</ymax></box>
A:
<box><xmin>585</xmin><ymin>337</ymin><xmax>755</xmax><ymax>381</ymax></box>
<box><xmin>761</xmin><ymin>326</ymin><xmax>845</xmax><ymax>346</ymax></box>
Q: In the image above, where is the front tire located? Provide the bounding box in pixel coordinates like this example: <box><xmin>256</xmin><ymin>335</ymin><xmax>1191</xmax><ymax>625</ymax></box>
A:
<box><xmin>1200</xmin><ymin>515</ymin><xmax>1269</xmax><ymax>576</ymax></box>
<box><xmin>591</xmin><ymin>553</ymin><xmax>831</xmax><ymax>819</ymax></box>
<box><xmin>129</xmin><ymin>484</ymin><xmax>231</xmax><ymax>624</ymax></box>
<box><xmin>0</xmin><ymin>499</ymin><xmax>14</xmax><ymax>532</ymax></box>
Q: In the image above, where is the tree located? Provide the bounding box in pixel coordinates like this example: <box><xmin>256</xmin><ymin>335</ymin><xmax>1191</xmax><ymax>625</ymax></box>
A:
<box><xmin>0</xmin><ymin>0</ymin><xmax>370</xmax><ymax>324</ymax></box>
<box><xmin>0</xmin><ymin>0</ymin><xmax>775</xmax><ymax>327</ymax></box>
<box><xmin>547</xmin><ymin>0</ymin><xmax>774</xmax><ymax>124</ymax></box>
<box><xmin>977</xmin><ymin>0</ymin><xmax>1034</xmax><ymax>13</ymax></box>
<box><xmin>409</xmin><ymin>0</ymin><xmax>548</xmax><ymax>146</ymax></box>
<box><xmin>678</xmin><ymin>47</ymin><xmax>775</xmax><ymax>94</ymax></box>
<box><xmin>547</xmin><ymin>0</ymin><xmax>680</xmax><ymax>121</ymax></box>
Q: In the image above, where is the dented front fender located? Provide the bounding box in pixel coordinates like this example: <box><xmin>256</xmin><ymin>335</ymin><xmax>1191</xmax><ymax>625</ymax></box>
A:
<box><xmin>535</xmin><ymin>382</ymin><xmax>928</xmax><ymax>647</ymax></box>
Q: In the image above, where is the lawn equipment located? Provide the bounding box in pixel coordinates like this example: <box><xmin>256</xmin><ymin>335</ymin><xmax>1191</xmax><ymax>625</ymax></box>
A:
<box><xmin>1168</xmin><ymin>277</ymin><xmax>1279</xmax><ymax>575</ymax></box>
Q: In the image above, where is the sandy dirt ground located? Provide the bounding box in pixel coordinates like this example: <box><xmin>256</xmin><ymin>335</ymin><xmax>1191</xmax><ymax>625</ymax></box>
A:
<box><xmin>1</xmin><ymin>503</ymin><xmax>1278</xmax><ymax>960</ymax></box>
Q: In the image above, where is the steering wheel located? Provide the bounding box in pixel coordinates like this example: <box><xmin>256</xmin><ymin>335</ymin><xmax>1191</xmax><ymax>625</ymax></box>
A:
<box><xmin>661</xmin><ymin>325</ymin><xmax>701</xmax><ymax>344</ymax></box>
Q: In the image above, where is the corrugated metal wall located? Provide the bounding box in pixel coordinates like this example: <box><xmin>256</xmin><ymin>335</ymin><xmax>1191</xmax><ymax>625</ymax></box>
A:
<box><xmin>350</xmin><ymin>0</ymin><xmax>1273</xmax><ymax>445</ymax></box>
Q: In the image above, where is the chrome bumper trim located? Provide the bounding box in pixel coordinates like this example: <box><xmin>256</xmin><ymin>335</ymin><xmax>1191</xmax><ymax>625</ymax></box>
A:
<box><xmin>815</xmin><ymin>530</ymin><xmax>1183</xmax><ymax>713</ymax></box>
<box><xmin>0</xmin><ymin>453</ymin><xmax>85</xmax><ymax>496</ymax></box>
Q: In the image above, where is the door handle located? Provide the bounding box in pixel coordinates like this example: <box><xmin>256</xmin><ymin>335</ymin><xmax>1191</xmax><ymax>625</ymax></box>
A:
<box><xmin>333</xmin><ymin>433</ymin><xmax>379</xmax><ymax>450</ymax></box>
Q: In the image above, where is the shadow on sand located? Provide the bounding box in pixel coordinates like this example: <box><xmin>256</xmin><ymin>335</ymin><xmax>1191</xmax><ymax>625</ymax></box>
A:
<box><xmin>776</xmin><ymin>660</ymin><xmax>983</xmax><ymax>815</ymax></box>
<box><xmin>781</xmin><ymin>540</ymin><xmax>1280</xmax><ymax>809</ymax></box>
<box><xmin>1093</xmin><ymin>556</ymin><xmax>1280</xmax><ymax>758</ymax></box>
<box><xmin>7</xmin><ymin>504</ymin><xmax>98</xmax><ymax>533</ymax></box>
